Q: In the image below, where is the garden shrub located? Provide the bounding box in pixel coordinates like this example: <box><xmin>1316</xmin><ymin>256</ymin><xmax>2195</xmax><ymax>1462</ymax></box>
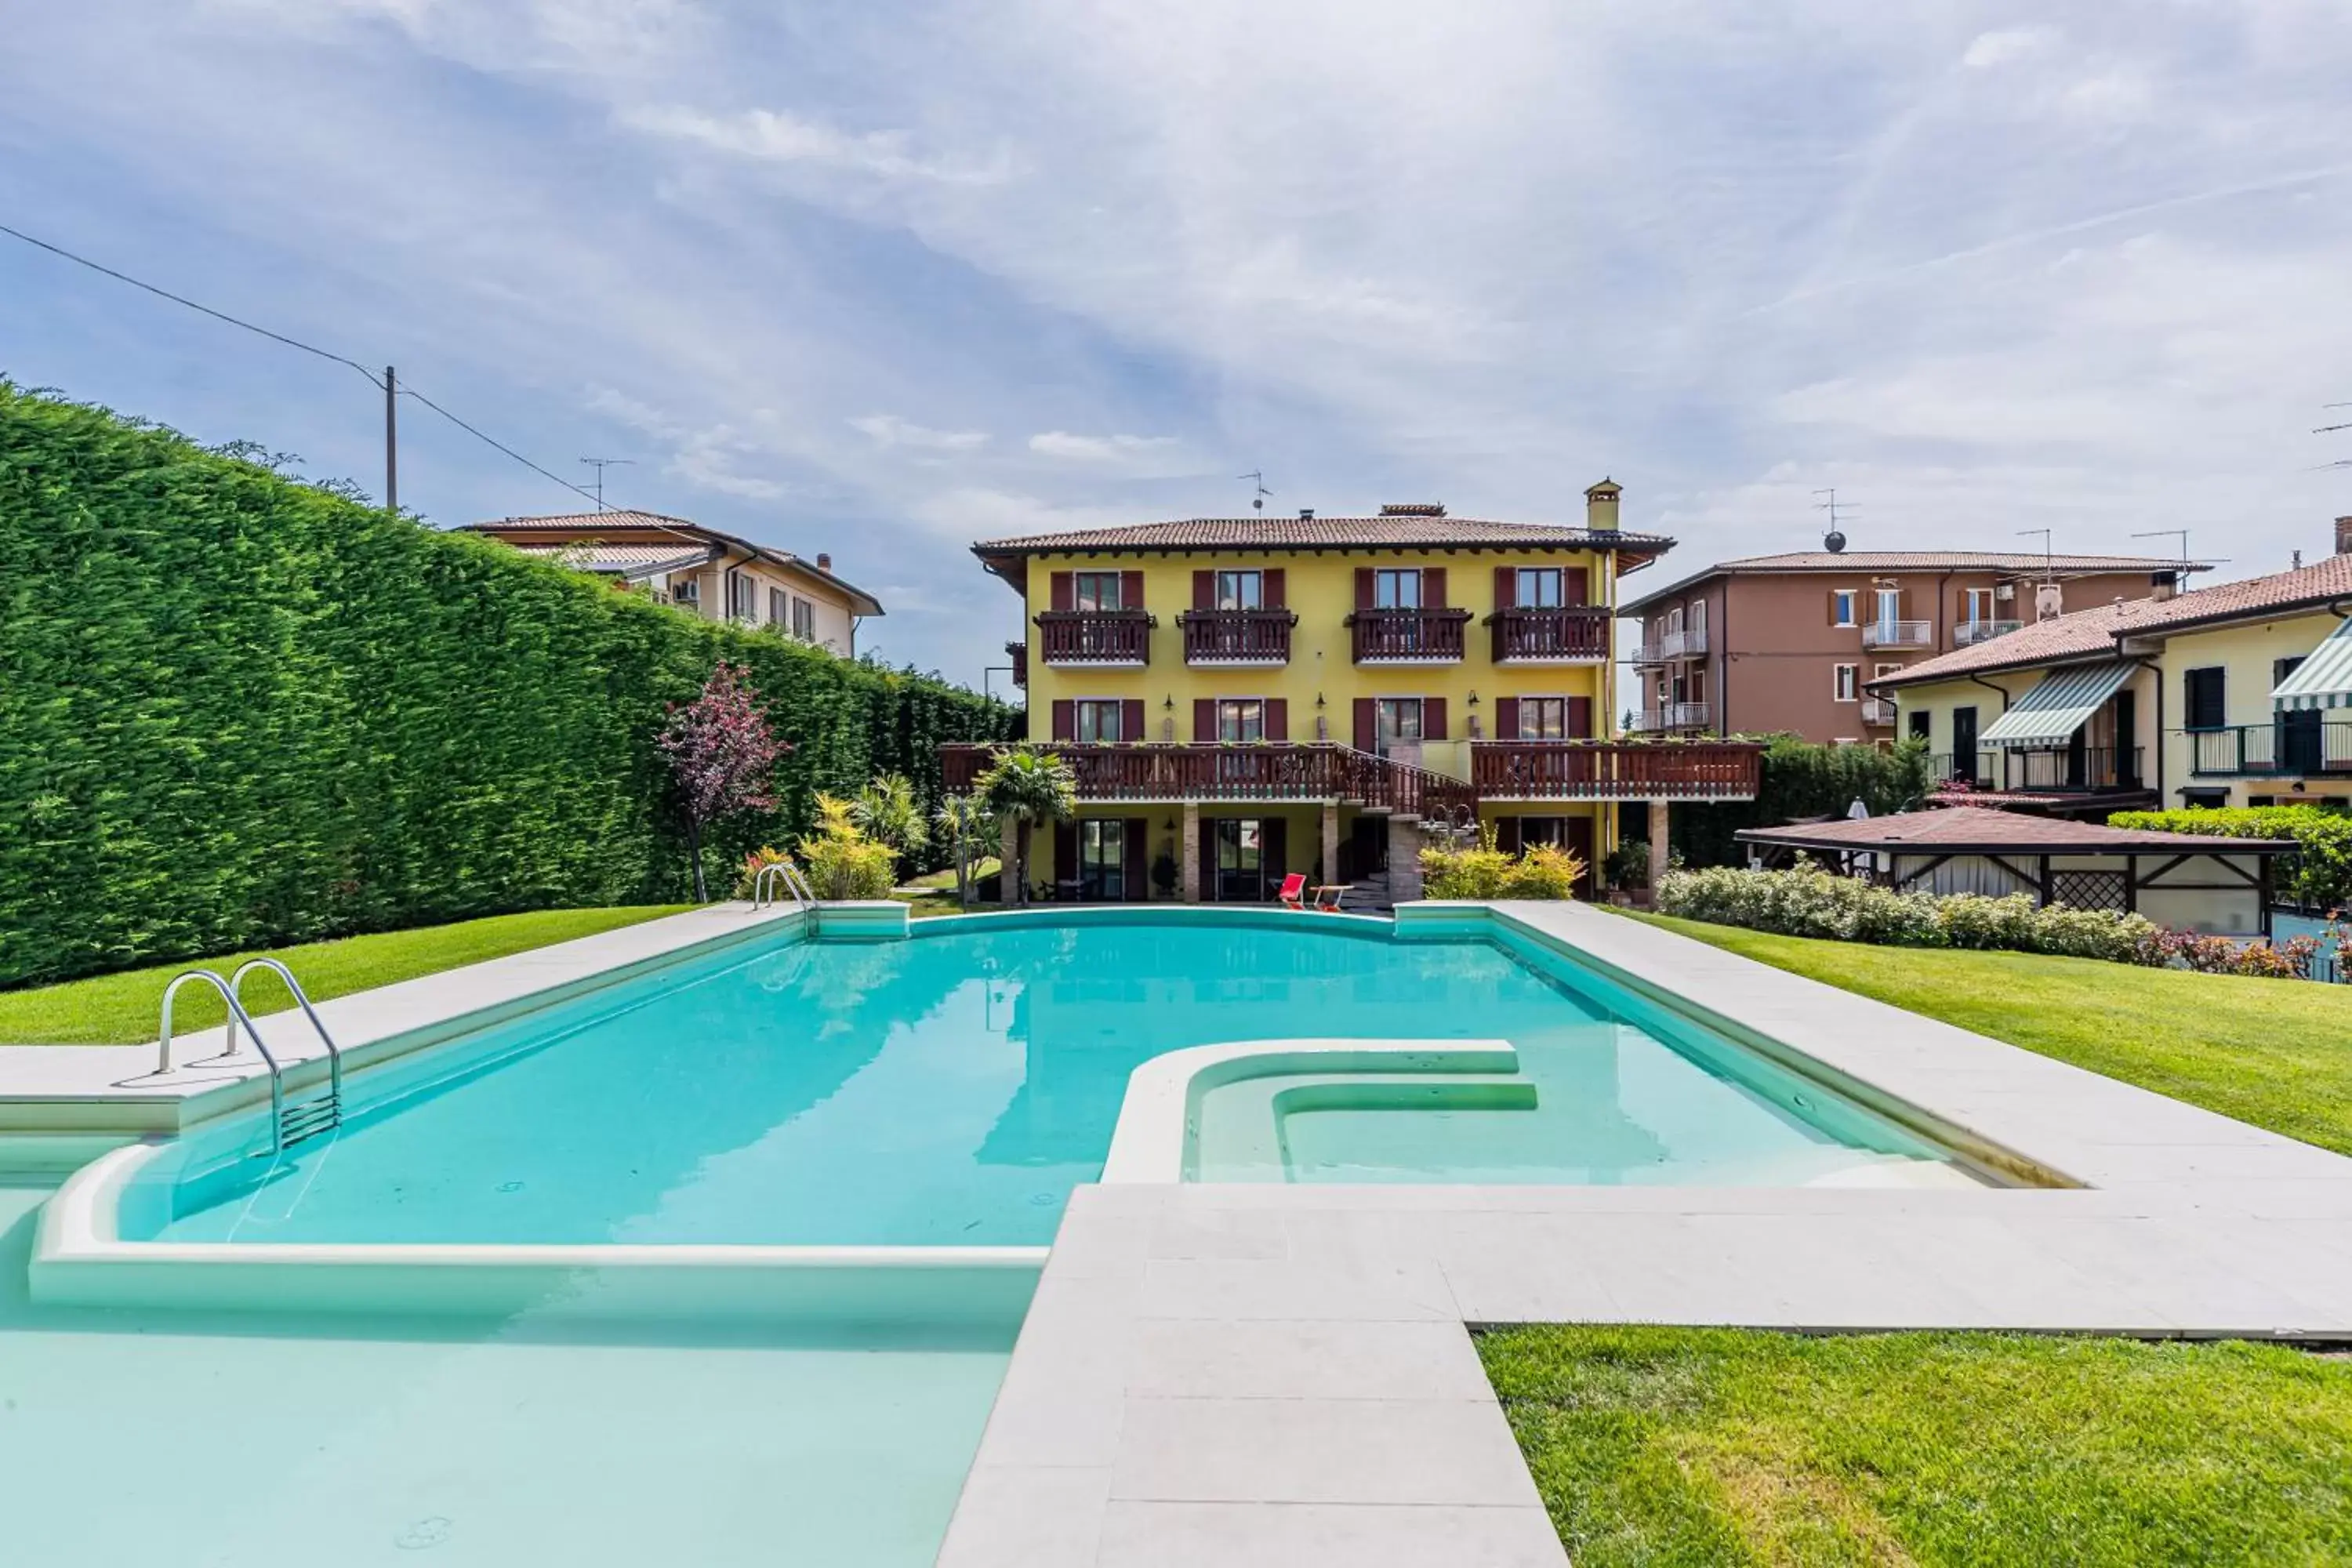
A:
<box><xmin>1421</xmin><ymin>831</ymin><xmax>1585</xmax><ymax>901</ymax></box>
<box><xmin>1657</xmin><ymin>735</ymin><xmax>1934</xmax><ymax>869</ymax></box>
<box><xmin>794</xmin><ymin>796</ymin><xmax>898</xmax><ymax>900</ymax></box>
<box><xmin>0</xmin><ymin>383</ymin><xmax>1018</xmax><ymax>985</ymax></box>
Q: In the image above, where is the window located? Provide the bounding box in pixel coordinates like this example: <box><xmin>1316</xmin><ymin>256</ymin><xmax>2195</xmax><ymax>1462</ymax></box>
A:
<box><xmin>1518</xmin><ymin>816</ymin><xmax>1570</xmax><ymax>848</ymax></box>
<box><xmin>791</xmin><ymin>597</ymin><xmax>816</xmax><ymax>641</ymax></box>
<box><xmin>768</xmin><ymin>587</ymin><xmax>788</xmax><ymax>627</ymax></box>
<box><xmin>1519</xmin><ymin>698</ymin><xmax>1568</xmax><ymax>739</ymax></box>
<box><xmin>1908</xmin><ymin>710</ymin><xmax>1931</xmax><ymax>740</ymax></box>
<box><xmin>1663</xmin><ymin>606</ymin><xmax>1684</xmax><ymax>636</ymax></box>
<box><xmin>1962</xmin><ymin>587</ymin><xmax>1994</xmax><ymax>624</ymax></box>
<box><xmin>1686</xmin><ymin>599</ymin><xmax>1707</xmax><ymax>639</ymax></box>
<box><xmin>1375</xmin><ymin>697</ymin><xmax>1423</xmax><ymax>753</ymax></box>
<box><xmin>1074</xmin><ymin>699</ymin><xmax>1125</xmax><ymax>742</ymax></box>
<box><xmin>1515</xmin><ymin>568</ymin><xmax>1564</xmax><ymax>608</ymax></box>
<box><xmin>1078</xmin><ymin>819</ymin><xmax>1126</xmax><ymax>901</ymax></box>
<box><xmin>1215</xmin><ymin>570</ymin><xmax>1263</xmax><ymax>611</ymax></box>
<box><xmin>1874</xmin><ymin>662</ymin><xmax>1902</xmax><ymax>681</ymax></box>
<box><xmin>1874</xmin><ymin>587</ymin><xmax>1901</xmax><ymax>626</ymax></box>
<box><xmin>1073</xmin><ymin>571</ymin><xmax>1124</xmax><ymax>612</ymax></box>
<box><xmin>1833</xmin><ymin>663</ymin><xmax>1860</xmax><ymax>702</ymax></box>
<box><xmin>1372</xmin><ymin>569</ymin><xmax>1422</xmax><ymax>610</ymax></box>
<box><xmin>728</xmin><ymin>572</ymin><xmax>758</xmax><ymax>621</ymax></box>
<box><xmin>1686</xmin><ymin>667</ymin><xmax>1707</xmax><ymax>704</ymax></box>
<box><xmin>1215</xmin><ymin>818</ymin><xmax>1265</xmax><ymax>902</ymax></box>
<box><xmin>1831</xmin><ymin>589</ymin><xmax>1858</xmax><ymax>627</ymax></box>
<box><xmin>2184</xmin><ymin>666</ymin><xmax>2227</xmax><ymax>730</ymax></box>
<box><xmin>673</xmin><ymin>576</ymin><xmax>699</xmax><ymax>608</ymax></box>
<box><xmin>1216</xmin><ymin>699</ymin><xmax>1265</xmax><ymax>742</ymax></box>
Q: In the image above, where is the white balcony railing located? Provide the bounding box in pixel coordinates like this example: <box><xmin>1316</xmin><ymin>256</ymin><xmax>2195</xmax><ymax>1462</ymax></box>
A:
<box><xmin>1661</xmin><ymin>627</ymin><xmax>1708</xmax><ymax>659</ymax></box>
<box><xmin>1954</xmin><ymin>619</ymin><xmax>2024</xmax><ymax>646</ymax></box>
<box><xmin>1861</xmin><ymin>696</ymin><xmax>1899</xmax><ymax>726</ymax></box>
<box><xmin>1860</xmin><ymin>619</ymin><xmax>1933</xmax><ymax>649</ymax></box>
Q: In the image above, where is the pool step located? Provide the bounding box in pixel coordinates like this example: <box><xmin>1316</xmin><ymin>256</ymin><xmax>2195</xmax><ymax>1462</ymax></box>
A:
<box><xmin>276</xmin><ymin>1089</ymin><xmax>342</xmax><ymax>1149</ymax></box>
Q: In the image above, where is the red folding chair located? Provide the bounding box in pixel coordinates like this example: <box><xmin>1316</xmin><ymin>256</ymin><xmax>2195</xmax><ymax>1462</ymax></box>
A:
<box><xmin>1276</xmin><ymin>872</ymin><xmax>1308</xmax><ymax>909</ymax></box>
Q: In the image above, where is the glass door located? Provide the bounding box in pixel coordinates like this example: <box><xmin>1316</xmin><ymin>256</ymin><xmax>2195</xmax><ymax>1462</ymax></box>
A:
<box><xmin>1215</xmin><ymin>819</ymin><xmax>1264</xmax><ymax>902</ymax></box>
<box><xmin>1079</xmin><ymin>820</ymin><xmax>1126</xmax><ymax>901</ymax></box>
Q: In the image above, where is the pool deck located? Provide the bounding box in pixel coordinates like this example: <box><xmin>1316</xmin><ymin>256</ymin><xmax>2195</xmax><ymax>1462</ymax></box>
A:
<box><xmin>936</xmin><ymin>901</ymin><xmax>2352</xmax><ymax>1568</ymax></box>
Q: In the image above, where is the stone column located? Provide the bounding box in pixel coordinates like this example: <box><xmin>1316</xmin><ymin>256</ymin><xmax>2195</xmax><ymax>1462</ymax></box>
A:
<box><xmin>1181</xmin><ymin>804</ymin><xmax>1202</xmax><ymax>903</ymax></box>
<box><xmin>1000</xmin><ymin>815</ymin><xmax>1022</xmax><ymax>904</ymax></box>
<box><xmin>1321</xmin><ymin>803</ymin><xmax>1341</xmax><ymax>886</ymax></box>
<box><xmin>1387</xmin><ymin>818</ymin><xmax>1424</xmax><ymax>904</ymax></box>
<box><xmin>1646</xmin><ymin>797</ymin><xmax>1672</xmax><ymax>902</ymax></box>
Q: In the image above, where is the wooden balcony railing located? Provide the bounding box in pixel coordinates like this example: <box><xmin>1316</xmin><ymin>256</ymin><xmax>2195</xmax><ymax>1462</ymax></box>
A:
<box><xmin>938</xmin><ymin>742</ymin><xmax>1478</xmax><ymax>820</ymax></box>
<box><xmin>1347</xmin><ymin>608</ymin><xmax>1472</xmax><ymax>663</ymax></box>
<box><xmin>1470</xmin><ymin>741</ymin><xmax>1762</xmax><ymax>801</ymax></box>
<box><xmin>1485</xmin><ymin>607</ymin><xmax>1610</xmax><ymax>663</ymax></box>
<box><xmin>1177</xmin><ymin>608</ymin><xmax>1297</xmax><ymax>665</ymax></box>
<box><xmin>1034</xmin><ymin>610</ymin><xmax>1154</xmax><ymax>665</ymax></box>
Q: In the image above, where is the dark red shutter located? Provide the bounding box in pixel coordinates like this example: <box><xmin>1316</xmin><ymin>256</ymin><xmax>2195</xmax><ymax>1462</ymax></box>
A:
<box><xmin>1493</xmin><ymin>566</ymin><xmax>1515</xmax><ymax>608</ymax></box>
<box><xmin>1826</xmin><ymin>590</ymin><xmax>1839</xmax><ymax>624</ymax></box>
<box><xmin>1265</xmin><ymin>698</ymin><xmax>1287</xmax><ymax>741</ymax></box>
<box><xmin>1567</xmin><ymin>696</ymin><xmax>1593</xmax><ymax>738</ymax></box>
<box><xmin>1192</xmin><ymin>569</ymin><xmax>1214</xmax><ymax>610</ymax></box>
<box><xmin>1424</xmin><ymin>567</ymin><xmax>1446</xmax><ymax>608</ymax></box>
<box><xmin>1120</xmin><ymin>569</ymin><xmax>1144</xmax><ymax>610</ymax></box>
<box><xmin>1050</xmin><ymin>571</ymin><xmax>1073</xmax><ymax>612</ymax></box>
<box><xmin>1053</xmin><ymin>821</ymin><xmax>1079</xmax><ymax>895</ymax></box>
<box><xmin>1495</xmin><ymin>696</ymin><xmax>1519</xmax><ymax>738</ymax></box>
<box><xmin>1495</xmin><ymin>817</ymin><xmax>1523</xmax><ymax>855</ymax></box>
<box><xmin>1262</xmin><ymin>818</ymin><xmax>1287</xmax><ymax>888</ymax></box>
<box><xmin>1424</xmin><ymin>697</ymin><xmax>1447</xmax><ymax>740</ymax></box>
<box><xmin>1125</xmin><ymin>817</ymin><xmax>1149</xmax><ymax>897</ymax></box>
<box><xmin>1353</xmin><ymin>697</ymin><xmax>1377</xmax><ymax>750</ymax></box>
<box><xmin>1051</xmin><ymin>699</ymin><xmax>1075</xmax><ymax>742</ymax></box>
<box><xmin>1195</xmin><ymin>698</ymin><xmax>1217</xmax><ymax>742</ymax></box>
<box><xmin>1564</xmin><ymin>818</ymin><xmax>1595</xmax><ymax>898</ymax></box>
<box><xmin>1564</xmin><ymin>567</ymin><xmax>1589</xmax><ymax>606</ymax></box>
<box><xmin>1121</xmin><ymin>698</ymin><xmax>1145</xmax><ymax>741</ymax></box>
<box><xmin>1264</xmin><ymin>568</ymin><xmax>1285</xmax><ymax>608</ymax></box>
<box><xmin>1355</xmin><ymin>568</ymin><xmax>1375</xmax><ymax>609</ymax></box>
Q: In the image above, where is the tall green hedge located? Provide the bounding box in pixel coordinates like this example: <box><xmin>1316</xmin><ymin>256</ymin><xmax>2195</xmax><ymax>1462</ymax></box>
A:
<box><xmin>1651</xmin><ymin>735</ymin><xmax>1934</xmax><ymax>869</ymax></box>
<box><xmin>2107</xmin><ymin>806</ymin><xmax>2352</xmax><ymax>910</ymax></box>
<box><xmin>0</xmin><ymin>383</ymin><xmax>1018</xmax><ymax>986</ymax></box>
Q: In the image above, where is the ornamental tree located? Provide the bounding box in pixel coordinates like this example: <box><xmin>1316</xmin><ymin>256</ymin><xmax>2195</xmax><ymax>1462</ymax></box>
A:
<box><xmin>658</xmin><ymin>662</ymin><xmax>787</xmax><ymax>901</ymax></box>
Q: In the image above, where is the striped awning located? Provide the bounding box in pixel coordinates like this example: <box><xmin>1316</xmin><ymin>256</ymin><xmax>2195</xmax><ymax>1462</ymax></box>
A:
<box><xmin>1979</xmin><ymin>660</ymin><xmax>2136</xmax><ymax>747</ymax></box>
<box><xmin>2272</xmin><ymin>618</ymin><xmax>2352</xmax><ymax>711</ymax></box>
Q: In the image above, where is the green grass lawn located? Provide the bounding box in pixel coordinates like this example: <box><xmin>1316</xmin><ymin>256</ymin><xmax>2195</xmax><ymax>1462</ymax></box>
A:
<box><xmin>1480</xmin><ymin>1325</ymin><xmax>2352</xmax><ymax>1567</ymax></box>
<box><xmin>1626</xmin><ymin>910</ymin><xmax>2352</xmax><ymax>1156</ymax></box>
<box><xmin>0</xmin><ymin>906</ymin><xmax>692</xmax><ymax>1046</ymax></box>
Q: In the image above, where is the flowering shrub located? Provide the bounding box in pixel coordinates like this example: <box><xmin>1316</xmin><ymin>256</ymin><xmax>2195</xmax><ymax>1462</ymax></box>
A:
<box><xmin>1659</xmin><ymin>862</ymin><xmax>2332</xmax><ymax>978</ymax></box>
<box><xmin>1420</xmin><ymin>829</ymin><xmax>1586</xmax><ymax>901</ymax></box>
<box><xmin>732</xmin><ymin>844</ymin><xmax>793</xmax><ymax>899</ymax></box>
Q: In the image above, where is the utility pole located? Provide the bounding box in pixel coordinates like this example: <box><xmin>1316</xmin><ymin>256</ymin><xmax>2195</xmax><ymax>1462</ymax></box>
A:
<box><xmin>384</xmin><ymin>365</ymin><xmax>397</xmax><ymax>514</ymax></box>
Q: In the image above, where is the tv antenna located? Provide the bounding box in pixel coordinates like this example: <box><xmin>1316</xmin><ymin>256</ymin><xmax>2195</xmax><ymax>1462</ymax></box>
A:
<box><xmin>2016</xmin><ymin>527</ymin><xmax>2054</xmax><ymax>575</ymax></box>
<box><xmin>2315</xmin><ymin>403</ymin><xmax>2352</xmax><ymax>471</ymax></box>
<box><xmin>579</xmin><ymin>456</ymin><xmax>634</xmax><ymax>509</ymax></box>
<box><xmin>1238</xmin><ymin>470</ymin><xmax>1273</xmax><ymax>512</ymax></box>
<box><xmin>2128</xmin><ymin>528</ymin><xmax>2227</xmax><ymax>568</ymax></box>
<box><xmin>1812</xmin><ymin>488</ymin><xmax>1853</xmax><ymax>553</ymax></box>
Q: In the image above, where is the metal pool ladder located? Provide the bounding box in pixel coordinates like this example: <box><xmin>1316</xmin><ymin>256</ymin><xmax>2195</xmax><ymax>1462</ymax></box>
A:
<box><xmin>753</xmin><ymin>860</ymin><xmax>817</xmax><ymax>911</ymax></box>
<box><xmin>157</xmin><ymin>959</ymin><xmax>344</xmax><ymax>1153</ymax></box>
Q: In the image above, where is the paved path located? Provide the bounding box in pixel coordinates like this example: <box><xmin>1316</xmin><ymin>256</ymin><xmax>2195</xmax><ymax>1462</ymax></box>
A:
<box><xmin>937</xmin><ymin>902</ymin><xmax>2352</xmax><ymax>1566</ymax></box>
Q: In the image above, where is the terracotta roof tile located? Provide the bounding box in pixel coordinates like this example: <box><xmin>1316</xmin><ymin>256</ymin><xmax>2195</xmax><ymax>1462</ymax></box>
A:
<box><xmin>971</xmin><ymin>517</ymin><xmax>1671</xmax><ymax>553</ymax></box>
<box><xmin>1737</xmin><ymin>807</ymin><xmax>2295</xmax><ymax>852</ymax></box>
<box><xmin>1876</xmin><ymin>551</ymin><xmax>2352</xmax><ymax>688</ymax></box>
<box><xmin>510</xmin><ymin>543</ymin><xmax>713</xmax><ymax>576</ymax></box>
<box><xmin>1621</xmin><ymin>550</ymin><xmax>2198</xmax><ymax>615</ymax></box>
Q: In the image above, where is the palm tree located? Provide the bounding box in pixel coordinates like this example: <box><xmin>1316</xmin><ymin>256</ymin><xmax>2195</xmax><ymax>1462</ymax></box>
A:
<box><xmin>848</xmin><ymin>772</ymin><xmax>928</xmax><ymax>878</ymax></box>
<box><xmin>933</xmin><ymin>793</ymin><xmax>999</xmax><ymax>909</ymax></box>
<box><xmin>974</xmin><ymin>746</ymin><xmax>1077</xmax><ymax>906</ymax></box>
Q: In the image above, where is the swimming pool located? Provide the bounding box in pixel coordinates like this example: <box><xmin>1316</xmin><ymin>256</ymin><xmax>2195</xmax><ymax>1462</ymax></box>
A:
<box><xmin>123</xmin><ymin>911</ymin><xmax>1965</xmax><ymax>1250</ymax></box>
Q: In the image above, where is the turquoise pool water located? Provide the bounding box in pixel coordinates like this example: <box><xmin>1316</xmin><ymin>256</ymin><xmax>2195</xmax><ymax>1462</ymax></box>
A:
<box><xmin>142</xmin><ymin>914</ymin><xmax>1953</xmax><ymax>1247</ymax></box>
<box><xmin>0</xmin><ymin>1181</ymin><xmax>1008</xmax><ymax>1566</ymax></box>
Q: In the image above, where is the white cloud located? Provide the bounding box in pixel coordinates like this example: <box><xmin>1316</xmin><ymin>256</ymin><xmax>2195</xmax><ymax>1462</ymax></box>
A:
<box><xmin>1962</xmin><ymin>27</ymin><xmax>2058</xmax><ymax>69</ymax></box>
<box><xmin>1028</xmin><ymin>430</ymin><xmax>1176</xmax><ymax>462</ymax></box>
<box><xmin>622</xmin><ymin>105</ymin><xmax>1007</xmax><ymax>184</ymax></box>
<box><xmin>849</xmin><ymin>414</ymin><xmax>990</xmax><ymax>452</ymax></box>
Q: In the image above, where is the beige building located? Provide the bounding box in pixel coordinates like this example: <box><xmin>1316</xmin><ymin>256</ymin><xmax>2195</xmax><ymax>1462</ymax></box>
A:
<box><xmin>463</xmin><ymin>510</ymin><xmax>882</xmax><ymax>655</ymax></box>
<box><xmin>1618</xmin><ymin>551</ymin><xmax>2202</xmax><ymax>744</ymax></box>
<box><xmin>1875</xmin><ymin>519</ymin><xmax>2352</xmax><ymax>815</ymax></box>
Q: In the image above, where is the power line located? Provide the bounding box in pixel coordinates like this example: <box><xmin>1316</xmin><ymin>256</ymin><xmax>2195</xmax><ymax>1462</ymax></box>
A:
<box><xmin>0</xmin><ymin>220</ymin><xmax>609</xmax><ymax>514</ymax></box>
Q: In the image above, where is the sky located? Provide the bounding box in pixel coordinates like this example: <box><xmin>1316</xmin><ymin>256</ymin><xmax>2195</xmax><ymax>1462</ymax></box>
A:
<box><xmin>5</xmin><ymin>1</ymin><xmax>2351</xmax><ymax>688</ymax></box>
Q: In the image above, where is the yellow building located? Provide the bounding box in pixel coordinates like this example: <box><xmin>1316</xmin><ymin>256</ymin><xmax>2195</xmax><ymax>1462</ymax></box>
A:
<box><xmin>1875</xmin><ymin>521</ymin><xmax>2352</xmax><ymax>816</ymax></box>
<box><xmin>945</xmin><ymin>486</ymin><xmax>1763</xmax><ymax>906</ymax></box>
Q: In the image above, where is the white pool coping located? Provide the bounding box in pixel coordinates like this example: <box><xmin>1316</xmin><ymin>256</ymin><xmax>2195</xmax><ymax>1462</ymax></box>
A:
<box><xmin>935</xmin><ymin>901</ymin><xmax>2352</xmax><ymax>1568</ymax></box>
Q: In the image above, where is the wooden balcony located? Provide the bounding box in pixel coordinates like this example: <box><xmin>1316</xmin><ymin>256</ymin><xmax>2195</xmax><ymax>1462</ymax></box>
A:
<box><xmin>1034</xmin><ymin>610</ymin><xmax>1154</xmax><ymax>666</ymax></box>
<box><xmin>939</xmin><ymin>742</ymin><xmax>1477</xmax><ymax>819</ymax></box>
<box><xmin>1346</xmin><ymin>608</ymin><xmax>1472</xmax><ymax>664</ymax></box>
<box><xmin>1177</xmin><ymin>608</ymin><xmax>1297</xmax><ymax>666</ymax></box>
<box><xmin>1470</xmin><ymin>741</ymin><xmax>1762</xmax><ymax>801</ymax></box>
<box><xmin>1484</xmin><ymin>607</ymin><xmax>1610</xmax><ymax>664</ymax></box>
<box><xmin>1005</xmin><ymin>641</ymin><xmax>1027</xmax><ymax>688</ymax></box>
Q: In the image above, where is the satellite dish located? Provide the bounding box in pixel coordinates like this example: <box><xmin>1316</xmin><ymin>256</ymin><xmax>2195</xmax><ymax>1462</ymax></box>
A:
<box><xmin>1824</xmin><ymin>529</ymin><xmax>1846</xmax><ymax>554</ymax></box>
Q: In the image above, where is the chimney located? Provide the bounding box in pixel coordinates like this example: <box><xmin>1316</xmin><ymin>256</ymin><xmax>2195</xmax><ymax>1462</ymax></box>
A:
<box><xmin>2336</xmin><ymin>516</ymin><xmax>2352</xmax><ymax>557</ymax></box>
<box><xmin>1298</xmin><ymin>508</ymin><xmax>1314</xmax><ymax>521</ymax></box>
<box><xmin>2034</xmin><ymin>581</ymin><xmax>2064</xmax><ymax>622</ymax></box>
<box><xmin>2150</xmin><ymin>569</ymin><xmax>2177</xmax><ymax>602</ymax></box>
<box><xmin>816</xmin><ymin>552</ymin><xmax>833</xmax><ymax>572</ymax></box>
<box><xmin>1378</xmin><ymin>503</ymin><xmax>1446</xmax><ymax>517</ymax></box>
<box><xmin>1584</xmin><ymin>477</ymin><xmax>1621</xmax><ymax>532</ymax></box>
